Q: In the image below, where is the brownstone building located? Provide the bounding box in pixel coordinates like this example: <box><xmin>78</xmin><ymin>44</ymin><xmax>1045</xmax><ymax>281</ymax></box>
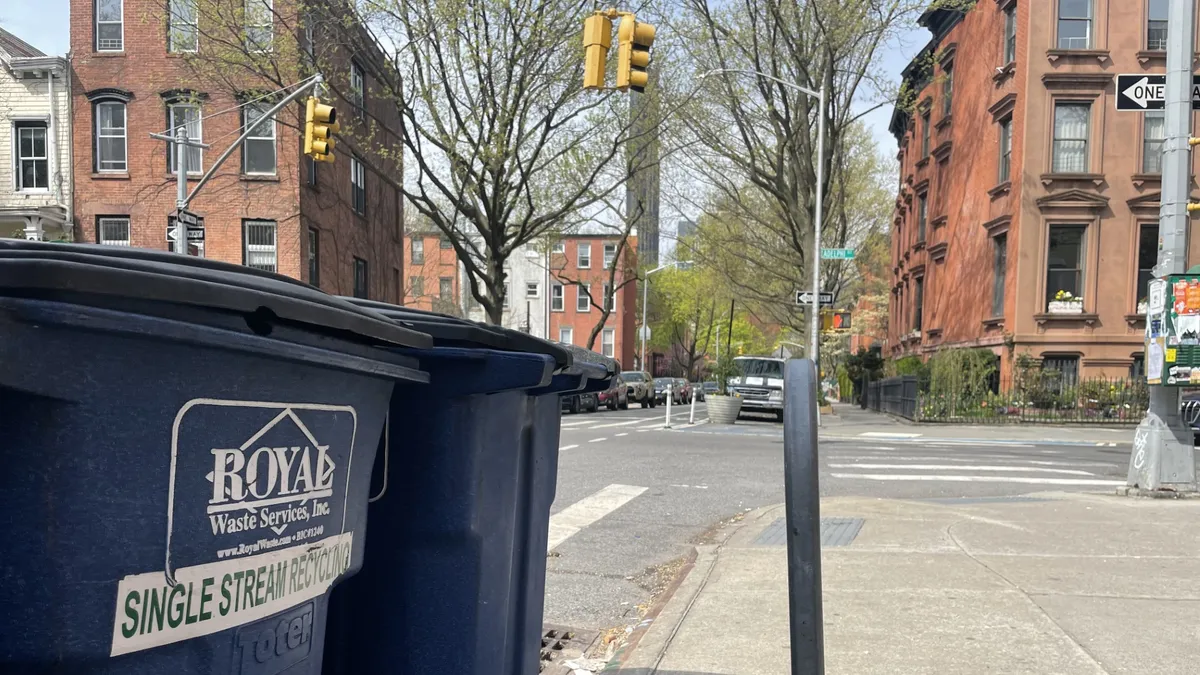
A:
<box><xmin>887</xmin><ymin>0</ymin><xmax>1200</xmax><ymax>383</ymax></box>
<box><xmin>68</xmin><ymin>0</ymin><xmax>404</xmax><ymax>300</ymax></box>
<box><xmin>402</xmin><ymin>223</ymin><xmax>461</xmax><ymax>314</ymax></box>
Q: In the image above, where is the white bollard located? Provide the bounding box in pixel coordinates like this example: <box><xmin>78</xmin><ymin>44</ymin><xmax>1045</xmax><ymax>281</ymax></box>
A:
<box><xmin>689</xmin><ymin>386</ymin><xmax>696</xmax><ymax>425</ymax></box>
<box><xmin>665</xmin><ymin>383</ymin><xmax>672</xmax><ymax>428</ymax></box>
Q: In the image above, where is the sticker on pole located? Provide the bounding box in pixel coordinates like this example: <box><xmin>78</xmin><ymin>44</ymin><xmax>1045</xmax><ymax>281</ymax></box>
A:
<box><xmin>109</xmin><ymin>399</ymin><xmax>360</xmax><ymax>656</ymax></box>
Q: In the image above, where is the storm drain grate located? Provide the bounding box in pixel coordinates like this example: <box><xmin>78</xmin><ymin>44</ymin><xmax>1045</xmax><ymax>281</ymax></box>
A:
<box><xmin>539</xmin><ymin>624</ymin><xmax>598</xmax><ymax>673</ymax></box>
<box><xmin>921</xmin><ymin>496</ymin><xmax>1052</xmax><ymax>505</ymax></box>
<box><xmin>754</xmin><ymin>517</ymin><xmax>865</xmax><ymax>547</ymax></box>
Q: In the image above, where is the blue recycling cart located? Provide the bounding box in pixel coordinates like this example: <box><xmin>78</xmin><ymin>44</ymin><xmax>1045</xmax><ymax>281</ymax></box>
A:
<box><xmin>324</xmin><ymin>302</ymin><xmax>615</xmax><ymax>675</ymax></box>
<box><xmin>0</xmin><ymin>241</ymin><xmax>431</xmax><ymax>673</ymax></box>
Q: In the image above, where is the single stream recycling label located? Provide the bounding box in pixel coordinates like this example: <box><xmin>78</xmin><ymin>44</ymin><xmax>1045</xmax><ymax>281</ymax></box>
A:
<box><xmin>110</xmin><ymin>399</ymin><xmax>360</xmax><ymax>657</ymax></box>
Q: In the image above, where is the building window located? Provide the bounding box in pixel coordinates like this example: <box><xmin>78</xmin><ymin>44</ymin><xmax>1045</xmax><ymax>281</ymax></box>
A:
<box><xmin>302</xmin><ymin>11</ymin><xmax>314</xmax><ymax>58</ymax></box>
<box><xmin>992</xmin><ymin>234</ymin><xmax>1007</xmax><ymax>317</ymax></box>
<box><xmin>167</xmin><ymin>103</ymin><xmax>202</xmax><ymax>174</ymax></box>
<box><xmin>920</xmin><ymin>111</ymin><xmax>931</xmax><ymax>157</ymax></box>
<box><xmin>95</xmin><ymin>101</ymin><xmax>127</xmax><ymax>172</ymax></box>
<box><xmin>96</xmin><ymin>0</ymin><xmax>123</xmax><ymax>50</ymax></box>
<box><xmin>168</xmin><ymin>0</ymin><xmax>198</xmax><ymax>52</ymax></box>
<box><xmin>1046</xmin><ymin>224</ymin><xmax>1086</xmax><ymax>307</ymax></box>
<box><xmin>526</xmin><ymin>282</ymin><xmax>540</xmax><ymax>298</ymax></box>
<box><xmin>411</xmin><ymin>238</ymin><xmax>424</xmax><ymax>264</ymax></box>
<box><xmin>602</xmin><ymin>328</ymin><xmax>615</xmax><ymax>358</ymax></box>
<box><xmin>350</xmin><ymin>156</ymin><xmax>367</xmax><ymax>215</ymax></box>
<box><xmin>998</xmin><ymin>117</ymin><xmax>1012</xmax><ymax>182</ymax></box>
<box><xmin>1143</xmin><ymin>110</ymin><xmax>1165</xmax><ymax>174</ymax></box>
<box><xmin>559</xmin><ymin>327</ymin><xmax>574</xmax><ymax>345</ymax></box>
<box><xmin>1052</xmin><ymin>102</ymin><xmax>1089</xmax><ymax>173</ymax></box>
<box><xmin>353</xmin><ymin>258</ymin><xmax>368</xmax><ymax>298</ymax></box>
<box><xmin>245</xmin><ymin>0</ymin><xmax>273</xmax><ymax>52</ymax></box>
<box><xmin>1043</xmin><ymin>355</ymin><xmax>1079</xmax><ymax>391</ymax></box>
<box><xmin>409</xmin><ymin>276</ymin><xmax>424</xmax><ymax>297</ymax></box>
<box><xmin>1131</xmin><ymin>353</ymin><xmax>1145</xmax><ymax>379</ymax></box>
<box><xmin>1003</xmin><ymin>4</ymin><xmax>1016</xmax><ymax>63</ymax></box>
<box><xmin>243</xmin><ymin>220</ymin><xmax>277</xmax><ymax>271</ymax></box>
<box><xmin>439</xmin><ymin>236</ymin><xmax>452</xmax><ymax>249</ymax></box>
<box><xmin>603</xmin><ymin>282</ymin><xmax>616</xmax><ymax>310</ymax></box>
<box><xmin>941</xmin><ymin>65</ymin><xmax>953</xmax><ymax>117</ymax></box>
<box><xmin>15</xmin><ymin>122</ymin><xmax>48</xmax><ymax>191</ymax></box>
<box><xmin>1148</xmin><ymin>0</ymin><xmax>1168</xmax><ymax>51</ymax></box>
<box><xmin>97</xmin><ymin>216</ymin><xmax>130</xmax><ymax>245</ymax></box>
<box><xmin>307</xmin><ymin>227</ymin><xmax>320</xmax><ymax>287</ymax></box>
<box><xmin>916</xmin><ymin>194</ymin><xmax>927</xmax><ymax>243</ymax></box>
<box><xmin>242</xmin><ymin>103</ymin><xmax>276</xmax><ymax>175</ymax></box>
<box><xmin>577</xmin><ymin>283</ymin><xmax>591</xmax><ymax>312</ymax></box>
<box><xmin>913</xmin><ymin>277</ymin><xmax>924</xmax><ymax>332</ymax></box>
<box><xmin>551</xmin><ymin>283</ymin><xmax>564</xmax><ymax>311</ymax></box>
<box><xmin>439</xmin><ymin>277</ymin><xmax>453</xmax><ymax>299</ymax></box>
<box><xmin>503</xmin><ymin>282</ymin><xmax>510</xmax><ymax>309</ymax></box>
<box><xmin>578</xmin><ymin>243</ymin><xmax>591</xmax><ymax>268</ymax></box>
<box><xmin>1057</xmin><ymin>0</ymin><xmax>1091</xmax><ymax>49</ymax></box>
<box><xmin>603</xmin><ymin>243</ymin><xmax>617</xmax><ymax>268</ymax></box>
<box><xmin>350</xmin><ymin>61</ymin><xmax>365</xmax><ymax>119</ymax></box>
<box><xmin>1137</xmin><ymin>224</ymin><xmax>1157</xmax><ymax>309</ymax></box>
<box><xmin>551</xmin><ymin>241</ymin><xmax>565</xmax><ymax>253</ymax></box>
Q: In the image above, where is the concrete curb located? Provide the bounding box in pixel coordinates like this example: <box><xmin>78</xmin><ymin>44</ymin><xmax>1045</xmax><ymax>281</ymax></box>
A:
<box><xmin>610</xmin><ymin>505</ymin><xmax>783</xmax><ymax>673</ymax></box>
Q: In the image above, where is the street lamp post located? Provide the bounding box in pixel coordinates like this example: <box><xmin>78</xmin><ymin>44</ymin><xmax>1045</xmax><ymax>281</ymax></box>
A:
<box><xmin>696</xmin><ymin>68</ymin><xmax>827</xmax><ymax>367</ymax></box>
<box><xmin>640</xmin><ymin>260</ymin><xmax>691</xmax><ymax>371</ymax></box>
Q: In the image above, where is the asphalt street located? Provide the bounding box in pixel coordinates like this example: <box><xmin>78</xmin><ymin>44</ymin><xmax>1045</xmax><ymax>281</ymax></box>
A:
<box><xmin>542</xmin><ymin>403</ymin><xmax>1132</xmax><ymax>635</ymax></box>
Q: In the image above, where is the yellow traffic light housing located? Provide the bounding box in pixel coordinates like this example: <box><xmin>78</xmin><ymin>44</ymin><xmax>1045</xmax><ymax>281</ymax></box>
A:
<box><xmin>304</xmin><ymin>96</ymin><xmax>339</xmax><ymax>163</ymax></box>
<box><xmin>821</xmin><ymin>311</ymin><xmax>852</xmax><ymax>331</ymax></box>
<box><xmin>583</xmin><ymin>14</ymin><xmax>613</xmax><ymax>90</ymax></box>
<box><xmin>616</xmin><ymin>15</ymin><xmax>655</xmax><ymax>92</ymax></box>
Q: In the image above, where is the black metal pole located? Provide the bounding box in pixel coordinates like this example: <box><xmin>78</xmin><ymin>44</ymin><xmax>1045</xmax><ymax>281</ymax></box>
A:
<box><xmin>783</xmin><ymin>358</ymin><xmax>824</xmax><ymax>674</ymax></box>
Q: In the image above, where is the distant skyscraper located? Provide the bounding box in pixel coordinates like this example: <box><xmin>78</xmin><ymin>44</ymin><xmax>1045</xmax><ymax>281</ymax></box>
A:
<box><xmin>677</xmin><ymin>219</ymin><xmax>696</xmax><ymax>241</ymax></box>
<box><xmin>626</xmin><ymin>75</ymin><xmax>660</xmax><ymax>267</ymax></box>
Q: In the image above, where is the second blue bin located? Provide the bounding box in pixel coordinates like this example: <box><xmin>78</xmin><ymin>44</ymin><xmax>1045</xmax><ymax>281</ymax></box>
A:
<box><xmin>324</xmin><ymin>302</ymin><xmax>614</xmax><ymax>675</ymax></box>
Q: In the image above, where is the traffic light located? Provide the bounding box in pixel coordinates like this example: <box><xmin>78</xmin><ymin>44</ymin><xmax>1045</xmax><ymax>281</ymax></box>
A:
<box><xmin>821</xmin><ymin>311</ymin><xmax>852</xmax><ymax>331</ymax></box>
<box><xmin>616</xmin><ymin>15</ymin><xmax>655</xmax><ymax>92</ymax></box>
<box><xmin>583</xmin><ymin>14</ymin><xmax>612</xmax><ymax>90</ymax></box>
<box><xmin>304</xmin><ymin>96</ymin><xmax>339</xmax><ymax>163</ymax></box>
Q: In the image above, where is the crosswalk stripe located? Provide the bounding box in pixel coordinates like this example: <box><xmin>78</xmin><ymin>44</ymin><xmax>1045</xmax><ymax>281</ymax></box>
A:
<box><xmin>827</xmin><ymin>463</ymin><xmax>1095</xmax><ymax>476</ymax></box>
<box><xmin>831</xmin><ymin>455</ymin><xmax>1117</xmax><ymax>467</ymax></box>
<box><xmin>830</xmin><ymin>473</ymin><xmax>1124</xmax><ymax>486</ymax></box>
<box><xmin>585</xmin><ymin>418</ymin><xmax>648</xmax><ymax>430</ymax></box>
<box><xmin>547</xmin><ymin>484</ymin><xmax>647</xmax><ymax>551</ymax></box>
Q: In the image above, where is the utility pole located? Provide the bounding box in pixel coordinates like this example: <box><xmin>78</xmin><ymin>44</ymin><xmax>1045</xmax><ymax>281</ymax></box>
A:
<box><xmin>1127</xmin><ymin>0</ymin><xmax>1197</xmax><ymax>492</ymax></box>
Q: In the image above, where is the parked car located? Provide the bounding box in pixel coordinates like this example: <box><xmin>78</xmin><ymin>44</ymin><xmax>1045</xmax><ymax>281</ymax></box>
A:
<box><xmin>652</xmin><ymin>378</ymin><xmax>671</xmax><ymax>405</ymax></box>
<box><xmin>599</xmin><ymin>373</ymin><xmax>629</xmax><ymax>410</ymax></box>
<box><xmin>672</xmin><ymin>378</ymin><xmax>692</xmax><ymax>404</ymax></box>
<box><xmin>702</xmin><ymin>381</ymin><xmax>719</xmax><ymax>398</ymax></box>
<box><xmin>561</xmin><ymin>390</ymin><xmax>599</xmax><ymax>414</ymax></box>
<box><xmin>728</xmin><ymin>356</ymin><xmax>787</xmax><ymax>421</ymax></box>
<box><xmin>621</xmin><ymin>370</ymin><xmax>655</xmax><ymax>408</ymax></box>
<box><xmin>691</xmin><ymin>382</ymin><xmax>707</xmax><ymax>402</ymax></box>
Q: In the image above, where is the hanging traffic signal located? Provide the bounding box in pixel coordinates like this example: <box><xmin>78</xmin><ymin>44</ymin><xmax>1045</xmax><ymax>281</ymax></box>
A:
<box><xmin>616</xmin><ymin>15</ymin><xmax>655</xmax><ymax>92</ymax></box>
<box><xmin>304</xmin><ymin>96</ymin><xmax>339</xmax><ymax>162</ymax></box>
<box><xmin>822</xmin><ymin>311</ymin><xmax>852</xmax><ymax>331</ymax></box>
<box><xmin>583</xmin><ymin>14</ymin><xmax>613</xmax><ymax>90</ymax></box>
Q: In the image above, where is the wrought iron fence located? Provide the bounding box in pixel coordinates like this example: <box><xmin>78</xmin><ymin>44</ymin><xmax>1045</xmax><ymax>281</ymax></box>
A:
<box><xmin>866</xmin><ymin>374</ymin><xmax>1148</xmax><ymax>425</ymax></box>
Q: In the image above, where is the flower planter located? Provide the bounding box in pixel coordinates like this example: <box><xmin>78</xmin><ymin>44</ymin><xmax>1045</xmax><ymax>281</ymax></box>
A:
<box><xmin>706</xmin><ymin>394</ymin><xmax>743</xmax><ymax>424</ymax></box>
<box><xmin>1137</xmin><ymin>301</ymin><xmax>1148</xmax><ymax>315</ymax></box>
<box><xmin>1047</xmin><ymin>300</ymin><xmax>1084</xmax><ymax>315</ymax></box>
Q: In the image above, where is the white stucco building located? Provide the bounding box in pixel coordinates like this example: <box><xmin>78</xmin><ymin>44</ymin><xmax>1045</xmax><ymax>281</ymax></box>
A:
<box><xmin>0</xmin><ymin>28</ymin><xmax>72</xmax><ymax>241</ymax></box>
<box><xmin>463</xmin><ymin>240</ymin><xmax>552</xmax><ymax>339</ymax></box>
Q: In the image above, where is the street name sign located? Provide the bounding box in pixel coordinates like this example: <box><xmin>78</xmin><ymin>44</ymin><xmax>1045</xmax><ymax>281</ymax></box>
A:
<box><xmin>175</xmin><ymin>208</ymin><xmax>201</xmax><ymax>227</ymax></box>
<box><xmin>1115</xmin><ymin>74</ymin><xmax>1200</xmax><ymax>111</ymax></box>
<box><xmin>821</xmin><ymin>248</ymin><xmax>855</xmax><ymax>260</ymax></box>
<box><xmin>795</xmin><ymin>291</ymin><xmax>834</xmax><ymax>306</ymax></box>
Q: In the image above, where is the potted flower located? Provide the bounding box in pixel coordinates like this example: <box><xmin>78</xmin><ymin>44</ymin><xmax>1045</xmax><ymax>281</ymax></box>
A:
<box><xmin>1137</xmin><ymin>297</ymin><xmax>1148</xmax><ymax>315</ymax></box>
<box><xmin>1047</xmin><ymin>290</ymin><xmax>1083</xmax><ymax>314</ymax></box>
<box><xmin>706</xmin><ymin>352</ymin><xmax>744</xmax><ymax>424</ymax></box>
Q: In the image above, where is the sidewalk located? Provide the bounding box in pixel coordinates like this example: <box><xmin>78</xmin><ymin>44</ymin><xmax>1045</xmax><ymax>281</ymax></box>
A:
<box><xmin>820</xmin><ymin>403</ymin><xmax>1135</xmax><ymax>446</ymax></box>
<box><xmin>615</xmin><ymin>492</ymin><xmax>1200</xmax><ymax>674</ymax></box>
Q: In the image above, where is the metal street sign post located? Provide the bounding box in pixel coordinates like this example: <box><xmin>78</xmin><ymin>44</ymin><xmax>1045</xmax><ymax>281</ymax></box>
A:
<box><xmin>1115</xmin><ymin>73</ymin><xmax>1200</xmax><ymax>111</ymax></box>
<box><xmin>820</xmin><ymin>248</ymin><xmax>855</xmax><ymax>260</ymax></box>
<box><xmin>795</xmin><ymin>291</ymin><xmax>833</xmax><ymax>307</ymax></box>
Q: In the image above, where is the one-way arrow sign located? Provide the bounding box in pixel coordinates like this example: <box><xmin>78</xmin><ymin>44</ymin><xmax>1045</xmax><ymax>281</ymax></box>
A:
<box><xmin>795</xmin><ymin>291</ymin><xmax>834</xmax><ymax>306</ymax></box>
<box><xmin>1116</xmin><ymin>74</ymin><xmax>1200</xmax><ymax>111</ymax></box>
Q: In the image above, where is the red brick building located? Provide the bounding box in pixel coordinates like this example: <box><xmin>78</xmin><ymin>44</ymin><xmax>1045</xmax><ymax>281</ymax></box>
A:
<box><xmin>402</xmin><ymin>223</ymin><xmax>461</xmax><ymax>314</ymax></box>
<box><xmin>548</xmin><ymin>234</ymin><xmax>638</xmax><ymax>368</ymax></box>
<box><xmin>68</xmin><ymin>0</ymin><xmax>404</xmax><ymax>300</ymax></box>
<box><xmin>887</xmin><ymin>0</ymin><xmax>1200</xmax><ymax>383</ymax></box>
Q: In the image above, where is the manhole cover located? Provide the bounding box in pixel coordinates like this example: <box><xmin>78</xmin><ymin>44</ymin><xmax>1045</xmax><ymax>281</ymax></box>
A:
<box><xmin>539</xmin><ymin>624</ymin><xmax>599</xmax><ymax>673</ymax></box>
<box><xmin>753</xmin><ymin>517</ymin><xmax>865</xmax><ymax>547</ymax></box>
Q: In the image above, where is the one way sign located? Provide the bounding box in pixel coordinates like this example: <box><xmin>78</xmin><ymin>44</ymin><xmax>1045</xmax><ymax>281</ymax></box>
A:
<box><xmin>1115</xmin><ymin>74</ymin><xmax>1200</xmax><ymax>111</ymax></box>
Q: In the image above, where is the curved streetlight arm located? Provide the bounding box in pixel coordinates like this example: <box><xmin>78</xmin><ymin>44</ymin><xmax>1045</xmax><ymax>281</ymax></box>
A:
<box><xmin>696</xmin><ymin>68</ymin><xmax>821</xmax><ymax>100</ymax></box>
